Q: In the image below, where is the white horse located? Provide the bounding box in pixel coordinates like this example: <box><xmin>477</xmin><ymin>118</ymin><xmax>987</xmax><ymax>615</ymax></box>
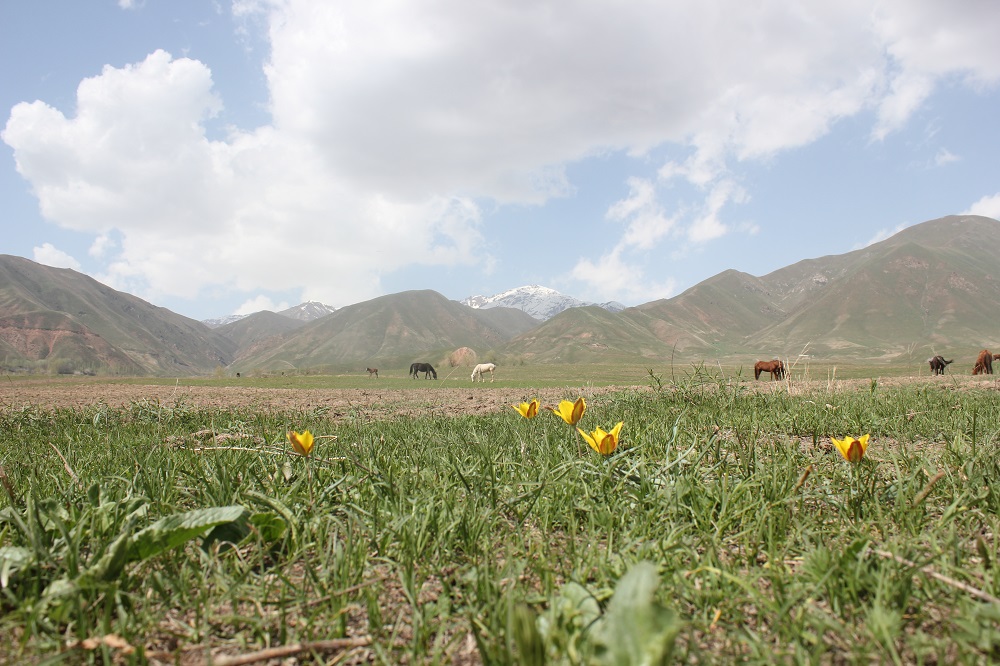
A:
<box><xmin>471</xmin><ymin>362</ymin><xmax>496</xmax><ymax>382</ymax></box>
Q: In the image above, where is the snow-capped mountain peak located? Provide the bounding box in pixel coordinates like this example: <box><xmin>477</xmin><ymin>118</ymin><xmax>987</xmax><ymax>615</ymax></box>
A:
<box><xmin>202</xmin><ymin>301</ymin><xmax>336</xmax><ymax>328</ymax></box>
<box><xmin>278</xmin><ymin>301</ymin><xmax>337</xmax><ymax>322</ymax></box>
<box><xmin>461</xmin><ymin>285</ymin><xmax>624</xmax><ymax>320</ymax></box>
<box><xmin>202</xmin><ymin>313</ymin><xmax>251</xmax><ymax>328</ymax></box>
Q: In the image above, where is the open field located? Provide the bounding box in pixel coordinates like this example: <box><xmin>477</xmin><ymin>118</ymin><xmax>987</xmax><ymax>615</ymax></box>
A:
<box><xmin>2</xmin><ymin>368</ymin><xmax>1000</xmax><ymax>664</ymax></box>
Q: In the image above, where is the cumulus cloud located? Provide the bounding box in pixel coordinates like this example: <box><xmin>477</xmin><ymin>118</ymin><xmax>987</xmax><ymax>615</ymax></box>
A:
<box><xmin>964</xmin><ymin>193</ymin><xmax>1000</xmax><ymax>220</ymax></box>
<box><xmin>3</xmin><ymin>49</ymin><xmax>488</xmax><ymax>308</ymax></box>
<box><xmin>607</xmin><ymin>178</ymin><xmax>678</xmax><ymax>251</ymax></box>
<box><xmin>570</xmin><ymin>247</ymin><xmax>677</xmax><ymax>304</ymax></box>
<box><xmin>5</xmin><ymin>0</ymin><xmax>1000</xmax><ymax>308</ymax></box>
<box><xmin>235</xmin><ymin>294</ymin><xmax>290</xmax><ymax>315</ymax></box>
<box><xmin>33</xmin><ymin>243</ymin><xmax>81</xmax><ymax>270</ymax></box>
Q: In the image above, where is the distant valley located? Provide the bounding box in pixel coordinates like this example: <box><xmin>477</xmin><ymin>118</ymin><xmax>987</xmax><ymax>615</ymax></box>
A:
<box><xmin>2</xmin><ymin>214</ymin><xmax>999</xmax><ymax>376</ymax></box>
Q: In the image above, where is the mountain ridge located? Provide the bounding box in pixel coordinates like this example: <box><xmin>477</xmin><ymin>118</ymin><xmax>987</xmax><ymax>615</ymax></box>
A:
<box><xmin>3</xmin><ymin>215</ymin><xmax>999</xmax><ymax>374</ymax></box>
<box><xmin>461</xmin><ymin>284</ymin><xmax>625</xmax><ymax>320</ymax></box>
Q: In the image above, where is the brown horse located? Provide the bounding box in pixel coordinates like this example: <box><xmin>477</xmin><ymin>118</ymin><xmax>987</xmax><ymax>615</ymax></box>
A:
<box><xmin>927</xmin><ymin>356</ymin><xmax>953</xmax><ymax>375</ymax></box>
<box><xmin>366</xmin><ymin>367</ymin><xmax>379</xmax><ymax>378</ymax></box>
<box><xmin>972</xmin><ymin>349</ymin><xmax>1000</xmax><ymax>375</ymax></box>
<box><xmin>409</xmin><ymin>362</ymin><xmax>437</xmax><ymax>379</ymax></box>
<box><xmin>754</xmin><ymin>359</ymin><xmax>785</xmax><ymax>380</ymax></box>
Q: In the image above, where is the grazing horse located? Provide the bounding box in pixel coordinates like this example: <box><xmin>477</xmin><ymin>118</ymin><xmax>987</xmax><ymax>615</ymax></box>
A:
<box><xmin>471</xmin><ymin>362</ymin><xmax>496</xmax><ymax>382</ymax></box>
<box><xmin>409</xmin><ymin>362</ymin><xmax>437</xmax><ymax>379</ymax></box>
<box><xmin>973</xmin><ymin>349</ymin><xmax>998</xmax><ymax>375</ymax></box>
<box><xmin>927</xmin><ymin>356</ymin><xmax>952</xmax><ymax>375</ymax></box>
<box><xmin>754</xmin><ymin>359</ymin><xmax>785</xmax><ymax>380</ymax></box>
<box><xmin>366</xmin><ymin>367</ymin><xmax>379</xmax><ymax>378</ymax></box>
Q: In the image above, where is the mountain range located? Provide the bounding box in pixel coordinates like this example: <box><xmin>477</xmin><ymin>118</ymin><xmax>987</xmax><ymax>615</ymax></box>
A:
<box><xmin>202</xmin><ymin>301</ymin><xmax>337</xmax><ymax>328</ymax></box>
<box><xmin>461</xmin><ymin>285</ymin><xmax>625</xmax><ymax>320</ymax></box>
<box><xmin>1</xmin><ymin>214</ymin><xmax>998</xmax><ymax>375</ymax></box>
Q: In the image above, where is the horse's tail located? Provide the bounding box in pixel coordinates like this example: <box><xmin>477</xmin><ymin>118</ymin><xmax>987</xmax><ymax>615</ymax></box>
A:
<box><xmin>754</xmin><ymin>367</ymin><xmax>762</xmax><ymax>380</ymax></box>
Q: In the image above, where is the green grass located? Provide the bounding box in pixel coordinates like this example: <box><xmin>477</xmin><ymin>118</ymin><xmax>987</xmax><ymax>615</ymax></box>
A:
<box><xmin>2</xmin><ymin>368</ymin><xmax>1000</xmax><ymax>663</ymax></box>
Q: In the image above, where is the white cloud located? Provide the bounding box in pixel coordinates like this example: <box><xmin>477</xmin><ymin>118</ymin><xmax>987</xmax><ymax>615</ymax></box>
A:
<box><xmin>89</xmin><ymin>234</ymin><xmax>115</xmax><ymax>258</ymax></box>
<box><xmin>871</xmin><ymin>72</ymin><xmax>934</xmax><ymax>142</ymax></box>
<box><xmin>607</xmin><ymin>178</ymin><xmax>678</xmax><ymax>251</ymax></box>
<box><xmin>934</xmin><ymin>148</ymin><xmax>959</xmax><ymax>167</ymax></box>
<box><xmin>3</xmin><ymin>49</ymin><xmax>488</xmax><ymax>309</ymax></box>
<box><xmin>964</xmin><ymin>193</ymin><xmax>1000</xmax><ymax>220</ymax></box>
<box><xmin>570</xmin><ymin>247</ymin><xmax>676</xmax><ymax>304</ymax></box>
<box><xmin>5</xmin><ymin>1</ymin><xmax>1000</xmax><ymax>309</ymax></box>
<box><xmin>858</xmin><ymin>223</ymin><xmax>911</xmax><ymax>249</ymax></box>
<box><xmin>235</xmin><ymin>295</ymin><xmax>290</xmax><ymax>315</ymax></box>
<box><xmin>687</xmin><ymin>180</ymin><xmax>747</xmax><ymax>243</ymax></box>
<box><xmin>33</xmin><ymin>243</ymin><xmax>81</xmax><ymax>270</ymax></box>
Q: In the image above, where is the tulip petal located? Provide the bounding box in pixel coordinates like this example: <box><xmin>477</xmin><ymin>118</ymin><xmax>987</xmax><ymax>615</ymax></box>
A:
<box><xmin>832</xmin><ymin>434</ymin><xmax>870</xmax><ymax>463</ymax></box>
<box><xmin>288</xmin><ymin>430</ymin><xmax>315</xmax><ymax>456</ymax></box>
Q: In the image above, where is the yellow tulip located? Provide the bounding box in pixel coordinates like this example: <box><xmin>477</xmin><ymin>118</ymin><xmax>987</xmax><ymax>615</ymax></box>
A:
<box><xmin>549</xmin><ymin>397</ymin><xmax>586</xmax><ymax>425</ymax></box>
<box><xmin>513</xmin><ymin>399</ymin><xmax>540</xmax><ymax>418</ymax></box>
<box><xmin>831</xmin><ymin>434</ymin><xmax>870</xmax><ymax>463</ymax></box>
<box><xmin>578</xmin><ymin>422</ymin><xmax>623</xmax><ymax>455</ymax></box>
<box><xmin>288</xmin><ymin>430</ymin><xmax>315</xmax><ymax>456</ymax></box>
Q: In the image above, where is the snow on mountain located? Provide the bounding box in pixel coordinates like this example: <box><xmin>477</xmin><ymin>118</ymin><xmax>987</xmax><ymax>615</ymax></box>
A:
<box><xmin>278</xmin><ymin>301</ymin><xmax>337</xmax><ymax>322</ymax></box>
<box><xmin>202</xmin><ymin>313</ymin><xmax>251</xmax><ymax>328</ymax></box>
<box><xmin>461</xmin><ymin>285</ymin><xmax>625</xmax><ymax>320</ymax></box>
<box><xmin>202</xmin><ymin>301</ymin><xmax>336</xmax><ymax>328</ymax></box>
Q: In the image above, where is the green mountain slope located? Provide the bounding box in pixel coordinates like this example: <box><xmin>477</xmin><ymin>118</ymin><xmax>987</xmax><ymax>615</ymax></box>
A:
<box><xmin>630</xmin><ymin>269</ymin><xmax>783</xmax><ymax>353</ymax></box>
<box><xmin>0</xmin><ymin>255</ymin><xmax>235</xmax><ymax>375</ymax></box>
<box><xmin>233</xmin><ymin>290</ymin><xmax>540</xmax><ymax>371</ymax></box>
<box><xmin>749</xmin><ymin>215</ymin><xmax>1000</xmax><ymax>360</ymax></box>
<box><xmin>216</xmin><ymin>311</ymin><xmax>307</xmax><ymax>349</ymax></box>
<box><xmin>500</xmin><ymin>305</ymin><xmax>668</xmax><ymax>363</ymax></box>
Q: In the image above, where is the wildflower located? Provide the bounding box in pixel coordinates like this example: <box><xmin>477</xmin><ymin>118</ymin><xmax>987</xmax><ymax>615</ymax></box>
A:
<box><xmin>288</xmin><ymin>430</ymin><xmax>315</xmax><ymax>456</ymax></box>
<box><xmin>831</xmin><ymin>434</ymin><xmax>870</xmax><ymax>463</ymax></box>
<box><xmin>513</xmin><ymin>399</ymin><xmax>540</xmax><ymax>419</ymax></box>
<box><xmin>549</xmin><ymin>397</ymin><xmax>586</xmax><ymax>425</ymax></box>
<box><xmin>577</xmin><ymin>422</ymin><xmax>623</xmax><ymax>455</ymax></box>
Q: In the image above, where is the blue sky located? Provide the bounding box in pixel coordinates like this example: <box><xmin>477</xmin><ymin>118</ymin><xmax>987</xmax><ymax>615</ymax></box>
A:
<box><xmin>3</xmin><ymin>1</ymin><xmax>999</xmax><ymax>321</ymax></box>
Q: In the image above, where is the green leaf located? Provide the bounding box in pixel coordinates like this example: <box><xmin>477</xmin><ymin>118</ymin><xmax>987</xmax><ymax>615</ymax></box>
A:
<box><xmin>592</xmin><ymin>561</ymin><xmax>681</xmax><ymax>666</ymax></box>
<box><xmin>82</xmin><ymin>528</ymin><xmax>132</xmax><ymax>584</ymax></box>
<box><xmin>511</xmin><ymin>604</ymin><xmax>546</xmax><ymax>666</ymax></box>
<box><xmin>249</xmin><ymin>512</ymin><xmax>288</xmax><ymax>543</ymax></box>
<box><xmin>128</xmin><ymin>505</ymin><xmax>247</xmax><ymax>561</ymax></box>
<box><xmin>0</xmin><ymin>546</ymin><xmax>34</xmax><ymax>589</ymax></box>
<box><xmin>201</xmin><ymin>517</ymin><xmax>252</xmax><ymax>553</ymax></box>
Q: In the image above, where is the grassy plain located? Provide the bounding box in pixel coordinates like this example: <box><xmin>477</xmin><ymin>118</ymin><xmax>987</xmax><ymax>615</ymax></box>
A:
<box><xmin>1</xmin><ymin>366</ymin><xmax>999</xmax><ymax>664</ymax></box>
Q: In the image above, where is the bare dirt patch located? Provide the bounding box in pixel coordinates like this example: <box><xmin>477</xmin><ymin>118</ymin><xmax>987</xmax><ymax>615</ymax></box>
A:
<box><xmin>0</xmin><ymin>379</ymin><xmax>645</xmax><ymax>417</ymax></box>
<box><xmin>3</xmin><ymin>374</ymin><xmax>998</xmax><ymax>417</ymax></box>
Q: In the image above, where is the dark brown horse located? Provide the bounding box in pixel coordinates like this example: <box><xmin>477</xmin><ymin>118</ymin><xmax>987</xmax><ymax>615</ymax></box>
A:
<box><xmin>409</xmin><ymin>362</ymin><xmax>437</xmax><ymax>379</ymax></box>
<box><xmin>927</xmin><ymin>356</ymin><xmax>953</xmax><ymax>375</ymax></box>
<box><xmin>754</xmin><ymin>359</ymin><xmax>785</xmax><ymax>380</ymax></box>
<box><xmin>972</xmin><ymin>349</ymin><xmax>1000</xmax><ymax>375</ymax></box>
<box><xmin>366</xmin><ymin>367</ymin><xmax>379</xmax><ymax>378</ymax></box>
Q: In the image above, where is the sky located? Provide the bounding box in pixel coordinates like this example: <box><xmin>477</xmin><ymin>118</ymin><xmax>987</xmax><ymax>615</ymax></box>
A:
<box><xmin>2</xmin><ymin>1</ymin><xmax>1000</xmax><ymax>321</ymax></box>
